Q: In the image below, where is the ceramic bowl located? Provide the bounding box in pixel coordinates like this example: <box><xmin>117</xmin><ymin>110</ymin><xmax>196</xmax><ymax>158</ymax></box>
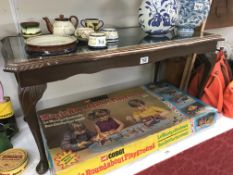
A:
<box><xmin>74</xmin><ymin>27</ymin><xmax>94</xmax><ymax>41</ymax></box>
<box><xmin>20</xmin><ymin>22</ymin><xmax>41</xmax><ymax>35</ymax></box>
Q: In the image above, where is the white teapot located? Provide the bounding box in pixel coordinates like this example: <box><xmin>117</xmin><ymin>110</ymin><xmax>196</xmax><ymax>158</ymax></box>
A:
<box><xmin>43</xmin><ymin>14</ymin><xmax>78</xmax><ymax>36</ymax></box>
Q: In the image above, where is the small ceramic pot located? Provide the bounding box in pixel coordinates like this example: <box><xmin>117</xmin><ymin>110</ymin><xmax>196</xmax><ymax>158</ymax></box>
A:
<box><xmin>81</xmin><ymin>18</ymin><xmax>104</xmax><ymax>31</ymax></box>
<box><xmin>88</xmin><ymin>32</ymin><xmax>107</xmax><ymax>49</ymax></box>
<box><xmin>102</xmin><ymin>28</ymin><xmax>119</xmax><ymax>42</ymax></box>
<box><xmin>20</xmin><ymin>22</ymin><xmax>41</xmax><ymax>34</ymax></box>
<box><xmin>20</xmin><ymin>22</ymin><xmax>42</xmax><ymax>38</ymax></box>
<box><xmin>176</xmin><ymin>27</ymin><xmax>195</xmax><ymax>38</ymax></box>
<box><xmin>75</xmin><ymin>27</ymin><xmax>94</xmax><ymax>41</ymax></box>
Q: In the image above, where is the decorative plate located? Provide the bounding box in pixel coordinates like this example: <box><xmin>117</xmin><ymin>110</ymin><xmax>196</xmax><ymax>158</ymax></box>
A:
<box><xmin>25</xmin><ymin>35</ymin><xmax>77</xmax><ymax>56</ymax></box>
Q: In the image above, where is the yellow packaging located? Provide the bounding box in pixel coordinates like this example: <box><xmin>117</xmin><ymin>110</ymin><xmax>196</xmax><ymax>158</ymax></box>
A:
<box><xmin>157</xmin><ymin>120</ymin><xmax>192</xmax><ymax>149</ymax></box>
<box><xmin>53</xmin><ymin>134</ymin><xmax>157</xmax><ymax>175</ymax></box>
<box><xmin>0</xmin><ymin>148</ymin><xmax>28</xmax><ymax>175</ymax></box>
<box><xmin>0</xmin><ymin>97</ymin><xmax>14</xmax><ymax>119</ymax></box>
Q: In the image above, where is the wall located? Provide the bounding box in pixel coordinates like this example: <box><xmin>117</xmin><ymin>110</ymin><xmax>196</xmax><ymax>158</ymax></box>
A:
<box><xmin>207</xmin><ymin>27</ymin><xmax>233</xmax><ymax>59</ymax></box>
<box><xmin>0</xmin><ymin>0</ymin><xmax>153</xmax><ymax>114</ymax></box>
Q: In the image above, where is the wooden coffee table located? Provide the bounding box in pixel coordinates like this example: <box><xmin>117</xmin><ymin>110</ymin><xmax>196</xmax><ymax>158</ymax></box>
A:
<box><xmin>1</xmin><ymin>27</ymin><xmax>223</xmax><ymax>174</ymax></box>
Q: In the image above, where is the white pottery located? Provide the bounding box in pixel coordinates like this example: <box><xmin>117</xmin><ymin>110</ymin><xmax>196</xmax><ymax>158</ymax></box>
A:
<box><xmin>80</xmin><ymin>18</ymin><xmax>104</xmax><ymax>31</ymax></box>
<box><xmin>102</xmin><ymin>28</ymin><xmax>119</xmax><ymax>42</ymax></box>
<box><xmin>74</xmin><ymin>27</ymin><xmax>94</xmax><ymax>41</ymax></box>
<box><xmin>25</xmin><ymin>35</ymin><xmax>77</xmax><ymax>56</ymax></box>
<box><xmin>88</xmin><ymin>32</ymin><xmax>107</xmax><ymax>49</ymax></box>
<box><xmin>20</xmin><ymin>22</ymin><xmax>42</xmax><ymax>38</ymax></box>
<box><xmin>25</xmin><ymin>35</ymin><xmax>77</xmax><ymax>47</ymax></box>
<box><xmin>53</xmin><ymin>21</ymin><xmax>75</xmax><ymax>36</ymax></box>
<box><xmin>43</xmin><ymin>15</ymin><xmax>79</xmax><ymax>36</ymax></box>
<box><xmin>138</xmin><ymin>0</ymin><xmax>178</xmax><ymax>37</ymax></box>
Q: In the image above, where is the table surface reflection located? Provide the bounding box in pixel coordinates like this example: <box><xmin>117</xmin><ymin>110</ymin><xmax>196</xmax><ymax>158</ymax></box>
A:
<box><xmin>1</xmin><ymin>27</ymin><xmax>223</xmax><ymax>72</ymax></box>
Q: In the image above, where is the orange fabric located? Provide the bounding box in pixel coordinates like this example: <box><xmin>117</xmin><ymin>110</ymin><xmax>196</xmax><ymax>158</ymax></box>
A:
<box><xmin>200</xmin><ymin>51</ymin><xmax>231</xmax><ymax>112</ymax></box>
<box><xmin>188</xmin><ymin>64</ymin><xmax>205</xmax><ymax>97</ymax></box>
<box><xmin>200</xmin><ymin>72</ymin><xmax>224</xmax><ymax>112</ymax></box>
<box><xmin>223</xmin><ymin>81</ymin><xmax>233</xmax><ymax>118</ymax></box>
<box><xmin>188</xmin><ymin>50</ymin><xmax>232</xmax><ymax>114</ymax></box>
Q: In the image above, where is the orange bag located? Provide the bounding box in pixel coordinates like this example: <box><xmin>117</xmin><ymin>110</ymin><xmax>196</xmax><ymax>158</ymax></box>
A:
<box><xmin>188</xmin><ymin>54</ymin><xmax>215</xmax><ymax>97</ymax></box>
<box><xmin>188</xmin><ymin>64</ymin><xmax>205</xmax><ymax>97</ymax></box>
<box><xmin>223</xmin><ymin>81</ymin><xmax>233</xmax><ymax>118</ymax></box>
<box><xmin>201</xmin><ymin>50</ymin><xmax>232</xmax><ymax>112</ymax></box>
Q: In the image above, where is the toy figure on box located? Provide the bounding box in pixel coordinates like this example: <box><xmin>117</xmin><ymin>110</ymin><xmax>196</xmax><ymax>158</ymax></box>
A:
<box><xmin>197</xmin><ymin>113</ymin><xmax>215</xmax><ymax>129</ymax></box>
<box><xmin>88</xmin><ymin>109</ymin><xmax>124</xmax><ymax>139</ymax></box>
<box><xmin>170</xmin><ymin>93</ymin><xmax>195</xmax><ymax>108</ymax></box>
<box><xmin>182</xmin><ymin>102</ymin><xmax>205</xmax><ymax>117</ymax></box>
<box><xmin>127</xmin><ymin>99</ymin><xmax>169</xmax><ymax>126</ymax></box>
<box><xmin>60</xmin><ymin>122</ymin><xmax>96</xmax><ymax>152</ymax></box>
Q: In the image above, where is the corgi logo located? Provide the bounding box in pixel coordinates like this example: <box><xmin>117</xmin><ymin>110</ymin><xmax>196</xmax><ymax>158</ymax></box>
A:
<box><xmin>108</xmin><ymin>148</ymin><xmax>124</xmax><ymax>159</ymax></box>
<box><xmin>100</xmin><ymin>148</ymin><xmax>125</xmax><ymax>162</ymax></box>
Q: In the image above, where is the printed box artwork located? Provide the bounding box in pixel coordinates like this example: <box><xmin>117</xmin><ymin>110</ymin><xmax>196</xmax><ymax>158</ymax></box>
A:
<box><xmin>38</xmin><ymin>82</ymin><xmax>218</xmax><ymax>175</ymax></box>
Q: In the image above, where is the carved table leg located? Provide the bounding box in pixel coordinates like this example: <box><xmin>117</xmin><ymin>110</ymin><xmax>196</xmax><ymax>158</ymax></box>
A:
<box><xmin>19</xmin><ymin>84</ymin><xmax>48</xmax><ymax>174</ymax></box>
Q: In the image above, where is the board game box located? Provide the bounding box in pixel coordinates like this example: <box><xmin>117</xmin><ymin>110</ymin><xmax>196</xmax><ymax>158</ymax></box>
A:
<box><xmin>37</xmin><ymin>83</ymin><xmax>218</xmax><ymax>175</ymax></box>
<box><xmin>145</xmin><ymin>82</ymin><xmax>218</xmax><ymax>133</ymax></box>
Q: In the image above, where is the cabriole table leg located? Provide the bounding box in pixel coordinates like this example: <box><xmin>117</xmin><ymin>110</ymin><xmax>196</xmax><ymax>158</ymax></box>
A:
<box><xmin>19</xmin><ymin>84</ymin><xmax>48</xmax><ymax>174</ymax></box>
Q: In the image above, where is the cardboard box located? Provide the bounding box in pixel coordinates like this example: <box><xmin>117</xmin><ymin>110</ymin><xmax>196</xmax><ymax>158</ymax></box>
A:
<box><xmin>145</xmin><ymin>82</ymin><xmax>218</xmax><ymax>133</ymax></box>
<box><xmin>38</xmin><ymin>83</ymin><xmax>217</xmax><ymax>175</ymax></box>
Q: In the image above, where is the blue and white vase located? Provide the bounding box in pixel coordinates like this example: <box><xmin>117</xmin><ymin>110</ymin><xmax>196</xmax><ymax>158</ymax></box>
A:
<box><xmin>176</xmin><ymin>0</ymin><xmax>210</xmax><ymax>37</ymax></box>
<box><xmin>138</xmin><ymin>0</ymin><xmax>178</xmax><ymax>38</ymax></box>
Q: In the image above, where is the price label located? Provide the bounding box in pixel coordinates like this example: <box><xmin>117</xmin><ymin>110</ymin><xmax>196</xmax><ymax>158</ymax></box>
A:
<box><xmin>140</xmin><ymin>56</ymin><xmax>149</xmax><ymax>64</ymax></box>
<box><xmin>194</xmin><ymin>2</ymin><xmax>204</xmax><ymax>11</ymax></box>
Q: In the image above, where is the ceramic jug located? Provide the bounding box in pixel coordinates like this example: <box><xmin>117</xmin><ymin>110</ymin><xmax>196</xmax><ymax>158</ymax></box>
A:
<box><xmin>43</xmin><ymin>14</ymin><xmax>78</xmax><ymax>36</ymax></box>
<box><xmin>138</xmin><ymin>0</ymin><xmax>178</xmax><ymax>37</ymax></box>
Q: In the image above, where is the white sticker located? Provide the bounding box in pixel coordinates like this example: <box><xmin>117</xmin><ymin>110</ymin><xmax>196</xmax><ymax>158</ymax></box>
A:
<box><xmin>140</xmin><ymin>56</ymin><xmax>149</xmax><ymax>64</ymax></box>
<box><xmin>194</xmin><ymin>2</ymin><xmax>204</xmax><ymax>11</ymax></box>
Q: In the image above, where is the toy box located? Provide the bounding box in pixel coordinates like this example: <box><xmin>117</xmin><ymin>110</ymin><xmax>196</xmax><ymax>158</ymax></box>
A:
<box><xmin>145</xmin><ymin>82</ymin><xmax>218</xmax><ymax>133</ymax></box>
<box><xmin>37</xmin><ymin>83</ymin><xmax>217</xmax><ymax>175</ymax></box>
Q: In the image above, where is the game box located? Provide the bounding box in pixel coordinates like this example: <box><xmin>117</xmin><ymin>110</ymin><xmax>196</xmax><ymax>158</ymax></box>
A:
<box><xmin>37</xmin><ymin>83</ymin><xmax>218</xmax><ymax>175</ymax></box>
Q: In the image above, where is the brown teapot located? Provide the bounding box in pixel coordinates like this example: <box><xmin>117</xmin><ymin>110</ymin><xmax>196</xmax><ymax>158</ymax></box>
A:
<box><xmin>43</xmin><ymin>14</ymin><xmax>78</xmax><ymax>36</ymax></box>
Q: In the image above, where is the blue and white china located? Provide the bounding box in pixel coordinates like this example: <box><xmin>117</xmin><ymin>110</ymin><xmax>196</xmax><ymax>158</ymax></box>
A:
<box><xmin>176</xmin><ymin>0</ymin><xmax>210</xmax><ymax>37</ymax></box>
<box><xmin>88</xmin><ymin>32</ymin><xmax>107</xmax><ymax>49</ymax></box>
<box><xmin>138</xmin><ymin>0</ymin><xmax>178</xmax><ymax>37</ymax></box>
<box><xmin>102</xmin><ymin>28</ymin><xmax>119</xmax><ymax>42</ymax></box>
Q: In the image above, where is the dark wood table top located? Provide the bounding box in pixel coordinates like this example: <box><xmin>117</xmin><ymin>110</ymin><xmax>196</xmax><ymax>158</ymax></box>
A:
<box><xmin>1</xmin><ymin>27</ymin><xmax>223</xmax><ymax>87</ymax></box>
